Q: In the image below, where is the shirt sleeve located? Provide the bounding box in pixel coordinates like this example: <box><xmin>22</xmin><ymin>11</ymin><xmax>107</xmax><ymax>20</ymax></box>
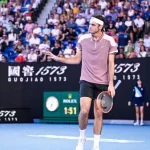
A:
<box><xmin>109</xmin><ymin>36</ymin><xmax>118</xmax><ymax>54</ymax></box>
<box><xmin>76</xmin><ymin>35</ymin><xmax>83</xmax><ymax>51</ymax></box>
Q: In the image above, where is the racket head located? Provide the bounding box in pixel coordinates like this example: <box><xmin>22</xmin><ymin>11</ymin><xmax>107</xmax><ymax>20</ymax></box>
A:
<box><xmin>96</xmin><ymin>91</ymin><xmax>113</xmax><ymax>113</ymax></box>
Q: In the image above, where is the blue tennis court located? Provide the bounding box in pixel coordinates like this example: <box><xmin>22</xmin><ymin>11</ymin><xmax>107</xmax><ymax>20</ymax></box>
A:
<box><xmin>0</xmin><ymin>123</ymin><xmax>150</xmax><ymax>150</ymax></box>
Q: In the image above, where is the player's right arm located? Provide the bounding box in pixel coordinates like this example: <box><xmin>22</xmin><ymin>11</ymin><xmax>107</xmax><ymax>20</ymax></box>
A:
<box><xmin>47</xmin><ymin>49</ymin><xmax>82</xmax><ymax>64</ymax></box>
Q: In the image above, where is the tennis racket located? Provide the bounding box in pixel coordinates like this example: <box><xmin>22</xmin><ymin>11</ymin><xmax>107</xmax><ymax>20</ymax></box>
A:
<box><xmin>96</xmin><ymin>80</ymin><xmax>122</xmax><ymax>113</ymax></box>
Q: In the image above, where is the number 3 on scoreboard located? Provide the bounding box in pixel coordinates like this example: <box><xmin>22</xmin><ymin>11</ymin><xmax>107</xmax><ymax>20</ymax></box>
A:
<box><xmin>64</xmin><ymin>107</ymin><xmax>77</xmax><ymax>115</ymax></box>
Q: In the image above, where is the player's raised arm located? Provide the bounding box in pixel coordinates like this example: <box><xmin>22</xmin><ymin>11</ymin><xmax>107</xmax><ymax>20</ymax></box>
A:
<box><xmin>47</xmin><ymin>49</ymin><xmax>82</xmax><ymax>64</ymax></box>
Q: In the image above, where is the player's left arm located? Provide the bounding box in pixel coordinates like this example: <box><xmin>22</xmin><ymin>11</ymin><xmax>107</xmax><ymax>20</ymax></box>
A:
<box><xmin>108</xmin><ymin>36</ymin><xmax>118</xmax><ymax>98</ymax></box>
<box><xmin>108</xmin><ymin>53</ymin><xmax>115</xmax><ymax>98</ymax></box>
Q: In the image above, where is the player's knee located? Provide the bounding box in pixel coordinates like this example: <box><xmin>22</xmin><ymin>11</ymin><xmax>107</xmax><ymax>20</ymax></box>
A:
<box><xmin>95</xmin><ymin>110</ymin><xmax>103</xmax><ymax>118</ymax></box>
<box><xmin>80</xmin><ymin>109</ymin><xmax>89</xmax><ymax>117</ymax></box>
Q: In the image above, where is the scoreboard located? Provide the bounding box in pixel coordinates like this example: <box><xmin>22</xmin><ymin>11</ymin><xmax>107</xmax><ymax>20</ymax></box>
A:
<box><xmin>43</xmin><ymin>92</ymin><xmax>80</xmax><ymax>123</ymax></box>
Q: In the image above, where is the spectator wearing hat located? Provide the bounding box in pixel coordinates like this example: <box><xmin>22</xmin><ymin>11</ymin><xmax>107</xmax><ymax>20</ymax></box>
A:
<box><xmin>135</xmin><ymin>39</ymin><xmax>144</xmax><ymax>54</ymax></box>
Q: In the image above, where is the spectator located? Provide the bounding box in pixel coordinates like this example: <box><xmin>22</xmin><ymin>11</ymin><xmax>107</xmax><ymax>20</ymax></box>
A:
<box><xmin>51</xmin><ymin>41</ymin><xmax>61</xmax><ymax>56</ymax></box>
<box><xmin>24</xmin><ymin>19</ymin><xmax>35</xmax><ymax>33</ymax></box>
<box><xmin>126</xmin><ymin>47</ymin><xmax>137</xmax><ymax>58</ymax></box>
<box><xmin>27</xmin><ymin>49</ymin><xmax>38</xmax><ymax>62</ymax></box>
<box><xmin>44</xmin><ymin>34</ymin><xmax>51</xmax><ymax>47</ymax></box>
<box><xmin>135</xmin><ymin>39</ymin><xmax>144</xmax><ymax>54</ymax></box>
<box><xmin>75</xmin><ymin>15</ymin><xmax>86</xmax><ymax>26</ymax></box>
<box><xmin>137</xmin><ymin>45</ymin><xmax>148</xmax><ymax>58</ymax></box>
<box><xmin>124</xmin><ymin>40</ymin><xmax>134</xmax><ymax>56</ymax></box>
<box><xmin>67</xmin><ymin>27</ymin><xmax>77</xmax><ymax>41</ymax></box>
<box><xmin>63</xmin><ymin>42</ymin><xmax>74</xmax><ymax>58</ymax></box>
<box><xmin>8</xmin><ymin>29</ymin><xmax>17</xmax><ymax>44</ymax></box>
<box><xmin>51</xmin><ymin>24</ymin><xmax>61</xmax><ymax>38</ymax></box>
<box><xmin>115</xmin><ymin>48</ymin><xmax>125</xmax><ymax>59</ymax></box>
<box><xmin>29</xmin><ymin>33</ymin><xmax>40</xmax><ymax>46</ymax></box>
<box><xmin>143</xmin><ymin>34</ymin><xmax>150</xmax><ymax>51</ymax></box>
<box><xmin>66</xmin><ymin>17</ymin><xmax>77</xmax><ymax>28</ymax></box>
<box><xmin>14</xmin><ymin>40</ymin><xmax>25</xmax><ymax>53</ymax></box>
<box><xmin>0</xmin><ymin>35</ymin><xmax>9</xmax><ymax>52</ymax></box>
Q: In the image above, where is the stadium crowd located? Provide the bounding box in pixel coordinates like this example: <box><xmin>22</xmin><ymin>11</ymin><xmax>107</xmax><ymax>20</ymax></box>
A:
<box><xmin>0</xmin><ymin>0</ymin><xmax>150</xmax><ymax>62</ymax></box>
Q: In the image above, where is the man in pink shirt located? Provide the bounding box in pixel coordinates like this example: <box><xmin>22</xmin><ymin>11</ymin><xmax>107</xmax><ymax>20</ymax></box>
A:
<box><xmin>24</xmin><ymin>19</ymin><xmax>35</xmax><ymax>33</ymax></box>
<box><xmin>48</xmin><ymin>15</ymin><xmax>118</xmax><ymax>150</ymax></box>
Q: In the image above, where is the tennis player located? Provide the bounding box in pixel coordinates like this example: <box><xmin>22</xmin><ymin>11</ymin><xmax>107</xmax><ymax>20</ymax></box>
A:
<box><xmin>128</xmin><ymin>80</ymin><xmax>149</xmax><ymax>126</ymax></box>
<box><xmin>48</xmin><ymin>15</ymin><xmax>118</xmax><ymax>150</ymax></box>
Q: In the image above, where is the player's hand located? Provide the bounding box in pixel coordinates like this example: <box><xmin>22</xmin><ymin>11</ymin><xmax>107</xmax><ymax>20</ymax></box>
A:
<box><xmin>108</xmin><ymin>84</ymin><xmax>115</xmax><ymax>98</ymax></box>
<box><xmin>128</xmin><ymin>101</ymin><xmax>131</xmax><ymax>106</ymax></box>
<box><xmin>146</xmin><ymin>102</ymin><xmax>149</xmax><ymax>107</ymax></box>
<box><xmin>46</xmin><ymin>51</ymin><xmax>59</xmax><ymax>61</ymax></box>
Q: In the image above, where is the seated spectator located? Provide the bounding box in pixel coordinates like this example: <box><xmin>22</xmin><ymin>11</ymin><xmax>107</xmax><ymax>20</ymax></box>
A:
<box><xmin>21</xmin><ymin>45</ymin><xmax>30</xmax><ymax>60</ymax></box>
<box><xmin>14</xmin><ymin>22</ymin><xmax>23</xmax><ymax>37</ymax></box>
<box><xmin>66</xmin><ymin>17</ymin><xmax>77</xmax><ymax>29</ymax></box>
<box><xmin>111</xmin><ymin>29</ymin><xmax>118</xmax><ymax>44</ymax></box>
<box><xmin>61</xmin><ymin>24</ymin><xmax>69</xmax><ymax>38</ymax></box>
<box><xmin>72</xmin><ymin>3</ymin><xmax>80</xmax><ymax>15</ymax></box>
<box><xmin>33</xmin><ymin>23</ymin><xmax>42</xmax><ymax>35</ymax></box>
<box><xmin>51</xmin><ymin>24</ymin><xmax>61</xmax><ymax>38</ymax></box>
<box><xmin>41</xmin><ymin>48</ymin><xmax>53</xmax><ymax>62</ymax></box>
<box><xmin>134</xmin><ymin>15</ymin><xmax>144</xmax><ymax>39</ymax></box>
<box><xmin>24</xmin><ymin>19</ymin><xmax>35</xmax><ymax>33</ymax></box>
<box><xmin>118</xmin><ymin>21</ymin><xmax>127</xmax><ymax>34</ymax></box>
<box><xmin>126</xmin><ymin>47</ymin><xmax>137</xmax><ymax>58</ymax></box>
<box><xmin>128</xmin><ymin>6</ymin><xmax>135</xmax><ymax>17</ymax></box>
<box><xmin>63</xmin><ymin>43</ymin><xmax>74</xmax><ymax>58</ymax></box>
<box><xmin>124</xmin><ymin>40</ymin><xmax>134</xmax><ymax>56</ymax></box>
<box><xmin>51</xmin><ymin>41</ymin><xmax>61</xmax><ymax>56</ymax></box>
<box><xmin>29</xmin><ymin>33</ymin><xmax>40</xmax><ymax>46</ymax></box>
<box><xmin>98</xmin><ymin>0</ymin><xmax>108</xmax><ymax>10</ymax></box>
<box><xmin>143</xmin><ymin>33</ymin><xmax>150</xmax><ymax>51</ymax></box>
<box><xmin>8</xmin><ymin>29</ymin><xmax>17</xmax><ymax>44</ymax></box>
<box><xmin>47</xmin><ymin>14</ymin><xmax>59</xmax><ymax>27</ymax></box>
<box><xmin>59</xmin><ymin>15</ymin><xmax>66</xmax><ymax>26</ymax></box>
<box><xmin>56</xmin><ymin>30</ymin><xmax>65</xmax><ymax>42</ymax></box>
<box><xmin>104</xmin><ymin>6</ymin><xmax>110</xmax><ymax>17</ymax></box>
<box><xmin>6</xmin><ymin>20</ymin><xmax>14</xmax><ymax>32</ymax></box>
<box><xmin>39</xmin><ymin>40</ymin><xmax>50</xmax><ymax>54</ymax></box>
<box><xmin>135</xmin><ymin>39</ymin><xmax>144</xmax><ymax>54</ymax></box>
<box><xmin>44</xmin><ymin>34</ymin><xmax>51</xmax><ymax>47</ymax></box>
<box><xmin>67</xmin><ymin>27</ymin><xmax>77</xmax><ymax>41</ymax></box>
<box><xmin>144</xmin><ymin>18</ymin><xmax>150</xmax><ymax>34</ymax></box>
<box><xmin>14</xmin><ymin>40</ymin><xmax>25</xmax><ymax>53</ymax></box>
<box><xmin>106</xmin><ymin>22</ymin><xmax>117</xmax><ymax>35</ymax></box>
<box><xmin>115</xmin><ymin>47</ymin><xmax>125</xmax><ymax>59</ymax></box>
<box><xmin>27</xmin><ymin>49</ymin><xmax>38</xmax><ymax>62</ymax></box>
<box><xmin>85</xmin><ymin>7</ymin><xmax>93</xmax><ymax>21</ymax></box>
<box><xmin>1</xmin><ymin>55</ymin><xmax>7</xmax><ymax>62</ymax></box>
<box><xmin>0</xmin><ymin>35</ymin><xmax>9</xmax><ymax>52</ymax></box>
<box><xmin>75</xmin><ymin>15</ymin><xmax>86</xmax><ymax>26</ymax></box>
<box><xmin>0</xmin><ymin>26</ymin><xmax>3</xmax><ymax>38</ymax></box>
<box><xmin>115</xmin><ymin>17</ymin><xmax>122</xmax><ymax>29</ymax></box>
<box><xmin>137</xmin><ymin>45</ymin><xmax>148</xmax><ymax>58</ymax></box>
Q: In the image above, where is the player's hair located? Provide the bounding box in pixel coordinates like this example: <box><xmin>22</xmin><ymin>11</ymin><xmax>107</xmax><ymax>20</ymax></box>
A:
<box><xmin>92</xmin><ymin>15</ymin><xmax>105</xmax><ymax>31</ymax></box>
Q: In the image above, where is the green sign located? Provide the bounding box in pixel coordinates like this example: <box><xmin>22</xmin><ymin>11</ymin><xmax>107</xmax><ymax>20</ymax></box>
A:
<box><xmin>0</xmin><ymin>0</ymin><xmax>7</xmax><ymax>4</ymax></box>
<box><xmin>43</xmin><ymin>92</ymin><xmax>80</xmax><ymax>123</ymax></box>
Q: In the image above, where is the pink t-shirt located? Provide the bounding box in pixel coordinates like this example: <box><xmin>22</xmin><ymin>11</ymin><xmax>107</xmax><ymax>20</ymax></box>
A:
<box><xmin>76</xmin><ymin>33</ymin><xmax>118</xmax><ymax>85</ymax></box>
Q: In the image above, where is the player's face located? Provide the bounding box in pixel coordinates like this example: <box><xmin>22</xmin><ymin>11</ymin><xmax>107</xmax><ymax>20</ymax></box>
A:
<box><xmin>88</xmin><ymin>21</ymin><xmax>102</xmax><ymax>34</ymax></box>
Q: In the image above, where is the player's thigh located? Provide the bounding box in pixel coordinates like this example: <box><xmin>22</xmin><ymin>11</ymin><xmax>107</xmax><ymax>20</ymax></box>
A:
<box><xmin>79</xmin><ymin>80</ymin><xmax>94</xmax><ymax>112</ymax></box>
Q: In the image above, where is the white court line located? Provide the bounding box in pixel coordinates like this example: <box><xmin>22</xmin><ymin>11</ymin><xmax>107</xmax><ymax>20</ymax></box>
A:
<box><xmin>28</xmin><ymin>135</ymin><xmax>144</xmax><ymax>143</ymax></box>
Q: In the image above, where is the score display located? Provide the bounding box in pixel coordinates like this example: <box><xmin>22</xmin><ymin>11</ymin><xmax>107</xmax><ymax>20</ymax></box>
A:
<box><xmin>43</xmin><ymin>92</ymin><xmax>80</xmax><ymax>123</ymax></box>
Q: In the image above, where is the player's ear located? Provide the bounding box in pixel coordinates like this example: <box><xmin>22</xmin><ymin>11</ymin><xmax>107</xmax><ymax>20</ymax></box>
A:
<box><xmin>99</xmin><ymin>25</ymin><xmax>103</xmax><ymax>30</ymax></box>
